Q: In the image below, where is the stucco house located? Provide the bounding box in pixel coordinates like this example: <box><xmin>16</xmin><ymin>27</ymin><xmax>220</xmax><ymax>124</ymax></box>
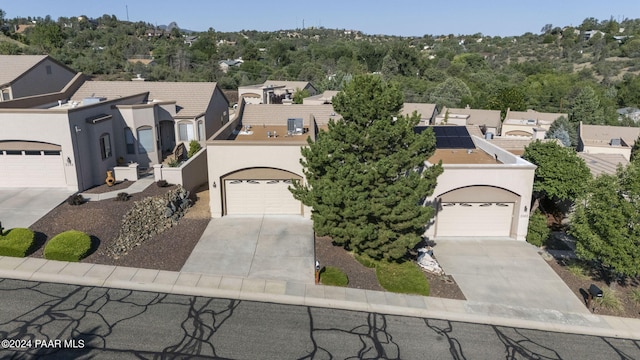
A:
<box><xmin>501</xmin><ymin>109</ymin><xmax>567</xmax><ymax>139</ymax></box>
<box><xmin>302</xmin><ymin>90</ymin><xmax>339</xmax><ymax>105</ymax></box>
<box><xmin>207</xmin><ymin>104</ymin><xmax>535</xmax><ymax>241</ymax></box>
<box><xmin>0</xmin><ymin>55</ymin><xmax>78</xmax><ymax>102</ymax></box>
<box><xmin>238</xmin><ymin>80</ymin><xmax>317</xmax><ymax>105</ymax></box>
<box><xmin>402</xmin><ymin>103</ymin><xmax>439</xmax><ymax>126</ymax></box>
<box><xmin>0</xmin><ymin>59</ymin><xmax>229</xmax><ymax>191</ymax></box>
<box><xmin>578</xmin><ymin>122</ymin><xmax>640</xmax><ymax>161</ymax></box>
<box><xmin>434</xmin><ymin>106</ymin><xmax>501</xmax><ymax>135</ymax></box>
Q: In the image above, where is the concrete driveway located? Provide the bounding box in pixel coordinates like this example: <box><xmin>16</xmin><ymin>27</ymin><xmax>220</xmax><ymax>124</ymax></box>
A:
<box><xmin>0</xmin><ymin>188</ymin><xmax>73</xmax><ymax>230</ymax></box>
<box><xmin>181</xmin><ymin>216</ymin><xmax>314</xmax><ymax>284</ymax></box>
<box><xmin>433</xmin><ymin>239</ymin><xmax>589</xmax><ymax>314</ymax></box>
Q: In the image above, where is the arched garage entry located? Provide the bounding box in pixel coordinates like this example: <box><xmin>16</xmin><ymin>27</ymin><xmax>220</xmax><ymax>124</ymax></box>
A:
<box><xmin>435</xmin><ymin>185</ymin><xmax>520</xmax><ymax>238</ymax></box>
<box><xmin>222</xmin><ymin>167</ymin><xmax>302</xmax><ymax>215</ymax></box>
<box><xmin>0</xmin><ymin>141</ymin><xmax>66</xmax><ymax>188</ymax></box>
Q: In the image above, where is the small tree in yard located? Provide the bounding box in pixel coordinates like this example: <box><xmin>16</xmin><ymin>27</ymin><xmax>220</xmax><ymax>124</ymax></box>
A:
<box><xmin>291</xmin><ymin>75</ymin><xmax>442</xmax><ymax>261</ymax></box>
<box><xmin>522</xmin><ymin>140</ymin><xmax>591</xmax><ymax>214</ymax></box>
<box><xmin>570</xmin><ymin>162</ymin><xmax>640</xmax><ymax>281</ymax></box>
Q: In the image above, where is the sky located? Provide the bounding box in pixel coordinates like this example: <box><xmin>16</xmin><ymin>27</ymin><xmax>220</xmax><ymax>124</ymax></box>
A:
<box><xmin>1</xmin><ymin>1</ymin><xmax>639</xmax><ymax>37</ymax></box>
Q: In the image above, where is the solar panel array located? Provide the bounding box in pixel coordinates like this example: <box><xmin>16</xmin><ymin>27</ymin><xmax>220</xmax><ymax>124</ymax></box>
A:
<box><xmin>414</xmin><ymin>126</ymin><xmax>476</xmax><ymax>149</ymax></box>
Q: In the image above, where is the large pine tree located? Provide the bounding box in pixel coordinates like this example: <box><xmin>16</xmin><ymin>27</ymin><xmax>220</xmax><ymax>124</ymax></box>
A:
<box><xmin>291</xmin><ymin>75</ymin><xmax>442</xmax><ymax>261</ymax></box>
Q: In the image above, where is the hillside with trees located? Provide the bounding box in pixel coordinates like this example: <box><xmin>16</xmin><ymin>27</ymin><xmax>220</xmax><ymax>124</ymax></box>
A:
<box><xmin>1</xmin><ymin>10</ymin><xmax>640</xmax><ymax>125</ymax></box>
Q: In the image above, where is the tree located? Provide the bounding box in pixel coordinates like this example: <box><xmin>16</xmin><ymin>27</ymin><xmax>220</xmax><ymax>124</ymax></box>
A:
<box><xmin>570</xmin><ymin>163</ymin><xmax>640</xmax><ymax>280</ymax></box>
<box><xmin>631</xmin><ymin>136</ymin><xmax>640</xmax><ymax>162</ymax></box>
<box><xmin>522</xmin><ymin>140</ymin><xmax>591</xmax><ymax>214</ymax></box>
<box><xmin>291</xmin><ymin>75</ymin><xmax>442</xmax><ymax>261</ymax></box>
<box><xmin>545</xmin><ymin>116</ymin><xmax>578</xmax><ymax>148</ymax></box>
<box><xmin>429</xmin><ymin>77</ymin><xmax>472</xmax><ymax>109</ymax></box>
<box><xmin>570</xmin><ymin>86</ymin><xmax>604</xmax><ymax>124</ymax></box>
<box><xmin>292</xmin><ymin>88</ymin><xmax>310</xmax><ymax>104</ymax></box>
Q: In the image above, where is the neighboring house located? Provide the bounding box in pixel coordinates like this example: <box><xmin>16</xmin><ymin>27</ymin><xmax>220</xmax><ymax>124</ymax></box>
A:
<box><xmin>206</xmin><ymin>102</ymin><xmax>339</xmax><ymax>218</ymax></box>
<box><xmin>302</xmin><ymin>90</ymin><xmax>339</xmax><ymax>105</ymax></box>
<box><xmin>578</xmin><ymin>122</ymin><xmax>640</xmax><ymax>161</ymax></box>
<box><xmin>501</xmin><ymin>109</ymin><xmax>568</xmax><ymax>139</ymax></box>
<box><xmin>434</xmin><ymin>106</ymin><xmax>501</xmax><ymax>135</ymax></box>
<box><xmin>416</xmin><ymin>126</ymin><xmax>536</xmax><ymax>240</ymax></box>
<box><xmin>238</xmin><ymin>81</ymin><xmax>317</xmax><ymax>104</ymax></box>
<box><xmin>577</xmin><ymin>153</ymin><xmax>629</xmax><ymax>177</ymax></box>
<box><xmin>183</xmin><ymin>35</ymin><xmax>198</xmax><ymax>46</ymax></box>
<box><xmin>0</xmin><ymin>58</ymin><xmax>229</xmax><ymax>191</ymax></box>
<box><xmin>218</xmin><ymin>59</ymin><xmax>244</xmax><ymax>73</ymax></box>
<box><xmin>0</xmin><ymin>55</ymin><xmax>78</xmax><ymax>102</ymax></box>
<box><xmin>583</xmin><ymin>30</ymin><xmax>605</xmax><ymax>41</ymax></box>
<box><xmin>402</xmin><ymin>103</ymin><xmax>439</xmax><ymax>125</ymax></box>
<box><xmin>127</xmin><ymin>58</ymin><xmax>156</xmax><ymax>66</ymax></box>
<box><xmin>617</xmin><ymin>107</ymin><xmax>640</xmax><ymax>123</ymax></box>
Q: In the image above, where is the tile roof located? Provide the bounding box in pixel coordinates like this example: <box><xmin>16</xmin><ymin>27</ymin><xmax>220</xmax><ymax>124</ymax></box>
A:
<box><xmin>241</xmin><ymin>80</ymin><xmax>315</xmax><ymax>92</ymax></box>
<box><xmin>579</xmin><ymin>123</ymin><xmax>640</xmax><ymax>148</ymax></box>
<box><xmin>241</xmin><ymin>104</ymin><xmax>340</xmax><ymax>126</ymax></box>
<box><xmin>438</xmin><ymin>107</ymin><xmax>501</xmax><ymax>128</ymax></box>
<box><xmin>504</xmin><ymin>109</ymin><xmax>568</xmax><ymax>124</ymax></box>
<box><xmin>577</xmin><ymin>153</ymin><xmax>629</xmax><ymax>176</ymax></box>
<box><xmin>402</xmin><ymin>103</ymin><xmax>438</xmax><ymax>120</ymax></box>
<box><xmin>71</xmin><ymin>81</ymin><xmax>220</xmax><ymax>118</ymax></box>
<box><xmin>0</xmin><ymin>55</ymin><xmax>48</xmax><ymax>86</ymax></box>
<box><xmin>303</xmin><ymin>90</ymin><xmax>339</xmax><ymax>104</ymax></box>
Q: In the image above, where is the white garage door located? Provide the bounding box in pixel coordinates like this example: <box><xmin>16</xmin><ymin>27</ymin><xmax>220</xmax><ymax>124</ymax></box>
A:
<box><xmin>225</xmin><ymin>179</ymin><xmax>301</xmax><ymax>215</ymax></box>
<box><xmin>0</xmin><ymin>150</ymin><xmax>66</xmax><ymax>188</ymax></box>
<box><xmin>437</xmin><ymin>202</ymin><xmax>514</xmax><ymax>237</ymax></box>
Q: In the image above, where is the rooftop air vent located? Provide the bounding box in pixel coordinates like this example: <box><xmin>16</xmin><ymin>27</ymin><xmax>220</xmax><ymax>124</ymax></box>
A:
<box><xmin>287</xmin><ymin>118</ymin><xmax>304</xmax><ymax>135</ymax></box>
<box><xmin>610</xmin><ymin>138</ymin><xmax>622</xmax><ymax>146</ymax></box>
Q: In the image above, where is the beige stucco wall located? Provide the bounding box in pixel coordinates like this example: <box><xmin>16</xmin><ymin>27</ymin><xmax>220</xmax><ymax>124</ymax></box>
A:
<box><xmin>581</xmin><ymin>145</ymin><xmax>632</xmax><ymax>161</ymax></box>
<box><xmin>154</xmin><ymin>148</ymin><xmax>208</xmax><ymax>192</ymax></box>
<box><xmin>207</xmin><ymin>143</ymin><xmax>309</xmax><ymax>218</ymax></box>
<box><xmin>204</xmin><ymin>88</ymin><xmax>230</xmax><ymax>140</ymax></box>
<box><xmin>11</xmin><ymin>58</ymin><xmax>76</xmax><ymax>99</ymax></box>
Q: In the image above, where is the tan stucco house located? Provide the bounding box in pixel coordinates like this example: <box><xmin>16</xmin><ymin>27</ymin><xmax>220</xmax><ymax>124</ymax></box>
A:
<box><xmin>578</xmin><ymin>122</ymin><xmax>640</xmax><ymax>161</ymax></box>
<box><xmin>402</xmin><ymin>103</ymin><xmax>439</xmax><ymax>126</ymax></box>
<box><xmin>501</xmin><ymin>109</ymin><xmax>567</xmax><ymax>138</ymax></box>
<box><xmin>434</xmin><ymin>106</ymin><xmax>502</xmax><ymax>135</ymax></box>
<box><xmin>0</xmin><ymin>55</ymin><xmax>78</xmax><ymax>102</ymax></box>
<box><xmin>0</xmin><ymin>56</ymin><xmax>229</xmax><ymax>190</ymax></box>
<box><xmin>238</xmin><ymin>80</ymin><xmax>317</xmax><ymax>104</ymax></box>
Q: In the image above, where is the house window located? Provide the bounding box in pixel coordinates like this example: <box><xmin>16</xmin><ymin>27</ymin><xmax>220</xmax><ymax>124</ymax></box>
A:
<box><xmin>124</xmin><ymin>127</ymin><xmax>135</xmax><ymax>154</ymax></box>
<box><xmin>46</xmin><ymin>65</ymin><xmax>52</xmax><ymax>75</ymax></box>
<box><xmin>99</xmin><ymin>134</ymin><xmax>112</xmax><ymax>160</ymax></box>
<box><xmin>178</xmin><ymin>122</ymin><xmax>194</xmax><ymax>141</ymax></box>
<box><xmin>137</xmin><ymin>126</ymin><xmax>153</xmax><ymax>153</ymax></box>
<box><xmin>197</xmin><ymin>120</ymin><xmax>205</xmax><ymax>141</ymax></box>
<box><xmin>1</xmin><ymin>88</ymin><xmax>10</xmax><ymax>101</ymax></box>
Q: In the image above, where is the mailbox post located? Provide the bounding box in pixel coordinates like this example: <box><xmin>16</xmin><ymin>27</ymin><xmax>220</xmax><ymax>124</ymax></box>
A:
<box><xmin>587</xmin><ymin>284</ymin><xmax>603</xmax><ymax>311</ymax></box>
<box><xmin>315</xmin><ymin>261</ymin><xmax>320</xmax><ymax>285</ymax></box>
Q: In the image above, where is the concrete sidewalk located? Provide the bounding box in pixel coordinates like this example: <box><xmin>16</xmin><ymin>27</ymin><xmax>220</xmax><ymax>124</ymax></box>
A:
<box><xmin>80</xmin><ymin>177</ymin><xmax>155</xmax><ymax>201</ymax></box>
<box><xmin>0</xmin><ymin>256</ymin><xmax>638</xmax><ymax>340</ymax></box>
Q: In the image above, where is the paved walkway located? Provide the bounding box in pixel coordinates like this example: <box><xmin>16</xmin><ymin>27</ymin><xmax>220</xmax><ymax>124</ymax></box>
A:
<box><xmin>434</xmin><ymin>239</ymin><xmax>589</xmax><ymax>314</ymax></box>
<box><xmin>0</xmin><ymin>256</ymin><xmax>638</xmax><ymax>340</ymax></box>
<box><xmin>80</xmin><ymin>177</ymin><xmax>155</xmax><ymax>201</ymax></box>
<box><xmin>182</xmin><ymin>216</ymin><xmax>314</xmax><ymax>283</ymax></box>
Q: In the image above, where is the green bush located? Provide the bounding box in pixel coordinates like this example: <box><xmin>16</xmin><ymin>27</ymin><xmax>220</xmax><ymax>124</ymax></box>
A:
<box><xmin>187</xmin><ymin>140</ymin><xmax>202</xmax><ymax>158</ymax></box>
<box><xmin>630</xmin><ymin>289</ymin><xmax>640</xmax><ymax>306</ymax></box>
<box><xmin>319</xmin><ymin>266</ymin><xmax>349</xmax><ymax>287</ymax></box>
<box><xmin>526</xmin><ymin>210</ymin><xmax>550</xmax><ymax>247</ymax></box>
<box><xmin>376</xmin><ymin>261</ymin><xmax>430</xmax><ymax>296</ymax></box>
<box><xmin>595</xmin><ymin>288</ymin><xmax>623</xmax><ymax>313</ymax></box>
<box><xmin>0</xmin><ymin>228</ymin><xmax>35</xmax><ymax>257</ymax></box>
<box><xmin>44</xmin><ymin>230</ymin><xmax>92</xmax><ymax>262</ymax></box>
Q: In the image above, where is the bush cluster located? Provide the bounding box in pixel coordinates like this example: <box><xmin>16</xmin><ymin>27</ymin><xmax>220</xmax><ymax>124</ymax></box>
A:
<box><xmin>187</xmin><ymin>140</ymin><xmax>202</xmax><ymax>158</ymax></box>
<box><xmin>526</xmin><ymin>210</ymin><xmax>551</xmax><ymax>247</ymax></box>
<box><xmin>67</xmin><ymin>194</ymin><xmax>85</xmax><ymax>206</ymax></box>
<box><xmin>43</xmin><ymin>230</ymin><xmax>92</xmax><ymax>262</ymax></box>
<box><xmin>0</xmin><ymin>228</ymin><xmax>35</xmax><ymax>257</ymax></box>
<box><xmin>115</xmin><ymin>192</ymin><xmax>130</xmax><ymax>201</ymax></box>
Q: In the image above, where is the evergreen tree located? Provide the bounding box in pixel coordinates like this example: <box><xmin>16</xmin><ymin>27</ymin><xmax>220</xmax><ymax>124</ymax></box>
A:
<box><xmin>570</xmin><ymin>86</ymin><xmax>604</xmax><ymax>124</ymax></box>
<box><xmin>291</xmin><ymin>75</ymin><xmax>442</xmax><ymax>261</ymax></box>
<box><xmin>546</xmin><ymin>116</ymin><xmax>578</xmax><ymax>148</ymax></box>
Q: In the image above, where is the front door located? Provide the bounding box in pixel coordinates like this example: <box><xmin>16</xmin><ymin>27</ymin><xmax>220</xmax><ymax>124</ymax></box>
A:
<box><xmin>159</xmin><ymin>121</ymin><xmax>175</xmax><ymax>155</ymax></box>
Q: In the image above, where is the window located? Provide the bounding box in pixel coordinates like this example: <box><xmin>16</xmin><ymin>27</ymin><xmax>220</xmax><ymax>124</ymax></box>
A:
<box><xmin>46</xmin><ymin>65</ymin><xmax>52</xmax><ymax>75</ymax></box>
<box><xmin>124</xmin><ymin>128</ymin><xmax>135</xmax><ymax>154</ymax></box>
<box><xmin>178</xmin><ymin>122</ymin><xmax>194</xmax><ymax>141</ymax></box>
<box><xmin>137</xmin><ymin>127</ymin><xmax>153</xmax><ymax>153</ymax></box>
<box><xmin>1</xmin><ymin>88</ymin><xmax>10</xmax><ymax>101</ymax></box>
<box><xmin>197</xmin><ymin>120</ymin><xmax>205</xmax><ymax>141</ymax></box>
<box><xmin>99</xmin><ymin>134</ymin><xmax>112</xmax><ymax>159</ymax></box>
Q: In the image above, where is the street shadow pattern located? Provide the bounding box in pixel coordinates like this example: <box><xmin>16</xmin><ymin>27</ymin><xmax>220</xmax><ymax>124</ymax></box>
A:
<box><xmin>0</xmin><ymin>279</ymin><xmax>639</xmax><ymax>359</ymax></box>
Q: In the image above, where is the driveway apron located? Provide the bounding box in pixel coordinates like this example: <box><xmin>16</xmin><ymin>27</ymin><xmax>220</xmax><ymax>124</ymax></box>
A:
<box><xmin>181</xmin><ymin>216</ymin><xmax>315</xmax><ymax>284</ymax></box>
<box><xmin>433</xmin><ymin>239</ymin><xmax>590</xmax><ymax>314</ymax></box>
<box><xmin>0</xmin><ymin>188</ymin><xmax>73</xmax><ymax>229</ymax></box>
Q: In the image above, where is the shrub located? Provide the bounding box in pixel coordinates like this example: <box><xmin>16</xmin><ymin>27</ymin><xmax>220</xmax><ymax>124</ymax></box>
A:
<box><xmin>566</xmin><ymin>260</ymin><xmax>590</xmax><ymax>280</ymax></box>
<box><xmin>67</xmin><ymin>194</ymin><xmax>85</xmax><ymax>206</ymax></box>
<box><xmin>631</xmin><ymin>289</ymin><xmax>640</xmax><ymax>306</ymax></box>
<box><xmin>595</xmin><ymin>288</ymin><xmax>623</xmax><ymax>313</ymax></box>
<box><xmin>157</xmin><ymin>180</ymin><xmax>168</xmax><ymax>187</ymax></box>
<box><xmin>526</xmin><ymin>210</ymin><xmax>550</xmax><ymax>247</ymax></box>
<box><xmin>187</xmin><ymin>140</ymin><xmax>202</xmax><ymax>158</ymax></box>
<box><xmin>167</xmin><ymin>158</ymin><xmax>181</xmax><ymax>167</ymax></box>
<box><xmin>376</xmin><ymin>261</ymin><xmax>430</xmax><ymax>296</ymax></box>
<box><xmin>115</xmin><ymin>192</ymin><xmax>130</xmax><ymax>201</ymax></box>
<box><xmin>320</xmin><ymin>266</ymin><xmax>349</xmax><ymax>287</ymax></box>
<box><xmin>44</xmin><ymin>230</ymin><xmax>92</xmax><ymax>262</ymax></box>
<box><xmin>0</xmin><ymin>228</ymin><xmax>35</xmax><ymax>257</ymax></box>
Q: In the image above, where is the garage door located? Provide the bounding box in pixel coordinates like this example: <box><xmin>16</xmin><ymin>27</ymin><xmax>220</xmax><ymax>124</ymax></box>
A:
<box><xmin>0</xmin><ymin>149</ymin><xmax>66</xmax><ymax>188</ymax></box>
<box><xmin>225</xmin><ymin>179</ymin><xmax>301</xmax><ymax>215</ymax></box>
<box><xmin>436</xmin><ymin>202</ymin><xmax>513</xmax><ymax>237</ymax></box>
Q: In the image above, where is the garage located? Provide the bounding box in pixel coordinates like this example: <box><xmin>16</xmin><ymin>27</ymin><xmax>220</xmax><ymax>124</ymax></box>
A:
<box><xmin>0</xmin><ymin>141</ymin><xmax>66</xmax><ymax>188</ymax></box>
<box><xmin>436</xmin><ymin>202</ymin><xmax>514</xmax><ymax>237</ymax></box>
<box><xmin>225</xmin><ymin>179</ymin><xmax>301</xmax><ymax>215</ymax></box>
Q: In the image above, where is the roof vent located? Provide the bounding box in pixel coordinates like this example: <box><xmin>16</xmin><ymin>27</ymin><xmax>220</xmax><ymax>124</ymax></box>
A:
<box><xmin>83</xmin><ymin>97</ymin><xmax>105</xmax><ymax>105</ymax></box>
<box><xmin>610</xmin><ymin>138</ymin><xmax>622</xmax><ymax>146</ymax></box>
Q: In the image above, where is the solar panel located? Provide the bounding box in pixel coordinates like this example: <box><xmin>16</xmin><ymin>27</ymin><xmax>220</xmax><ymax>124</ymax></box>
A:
<box><xmin>415</xmin><ymin>126</ymin><xmax>475</xmax><ymax>149</ymax></box>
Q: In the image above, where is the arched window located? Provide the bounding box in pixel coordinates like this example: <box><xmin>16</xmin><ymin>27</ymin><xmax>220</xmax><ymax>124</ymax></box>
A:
<box><xmin>124</xmin><ymin>127</ymin><xmax>135</xmax><ymax>154</ymax></box>
<box><xmin>137</xmin><ymin>126</ymin><xmax>153</xmax><ymax>153</ymax></box>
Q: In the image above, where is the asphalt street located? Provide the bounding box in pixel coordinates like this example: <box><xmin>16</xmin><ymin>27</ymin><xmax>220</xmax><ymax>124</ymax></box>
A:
<box><xmin>0</xmin><ymin>279</ymin><xmax>638</xmax><ymax>359</ymax></box>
